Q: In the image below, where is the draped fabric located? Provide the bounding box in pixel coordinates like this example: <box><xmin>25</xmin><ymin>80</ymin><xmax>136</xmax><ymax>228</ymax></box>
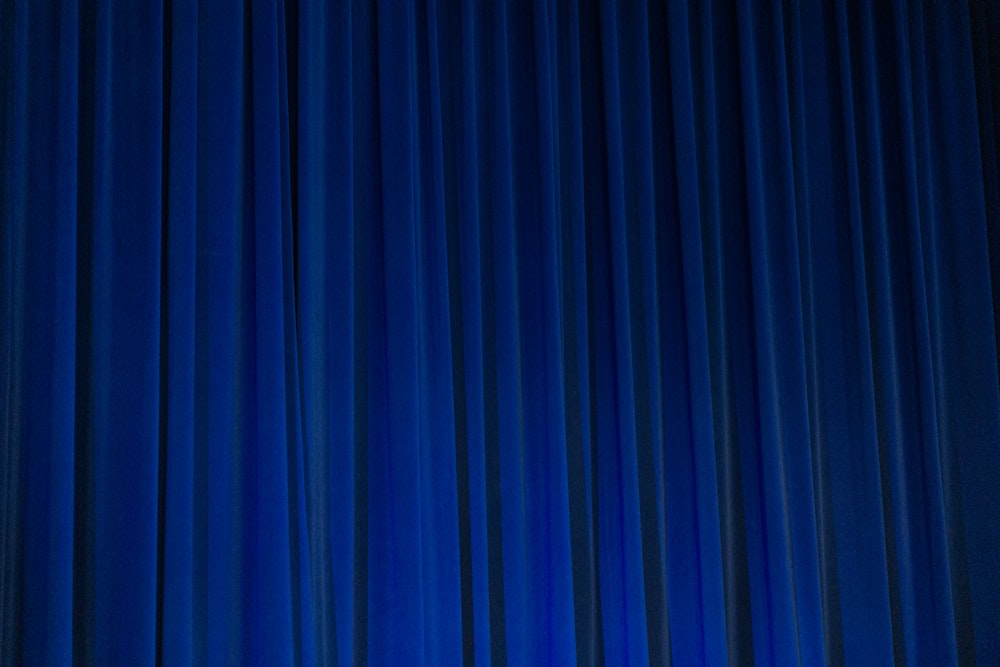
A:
<box><xmin>3</xmin><ymin>1</ymin><xmax>1000</xmax><ymax>664</ymax></box>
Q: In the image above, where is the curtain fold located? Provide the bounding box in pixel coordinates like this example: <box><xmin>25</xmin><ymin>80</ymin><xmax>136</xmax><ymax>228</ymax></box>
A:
<box><xmin>3</xmin><ymin>1</ymin><xmax>1000</xmax><ymax>664</ymax></box>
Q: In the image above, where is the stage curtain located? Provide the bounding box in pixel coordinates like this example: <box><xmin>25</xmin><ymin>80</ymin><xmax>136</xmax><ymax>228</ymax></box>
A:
<box><xmin>3</xmin><ymin>1</ymin><xmax>1000</xmax><ymax>664</ymax></box>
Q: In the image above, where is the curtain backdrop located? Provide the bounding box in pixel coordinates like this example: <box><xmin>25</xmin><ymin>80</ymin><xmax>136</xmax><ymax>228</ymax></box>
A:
<box><xmin>3</xmin><ymin>1</ymin><xmax>1000</xmax><ymax>665</ymax></box>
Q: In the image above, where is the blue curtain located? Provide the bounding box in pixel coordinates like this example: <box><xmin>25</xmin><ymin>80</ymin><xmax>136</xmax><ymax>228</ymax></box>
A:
<box><xmin>3</xmin><ymin>1</ymin><xmax>1000</xmax><ymax>664</ymax></box>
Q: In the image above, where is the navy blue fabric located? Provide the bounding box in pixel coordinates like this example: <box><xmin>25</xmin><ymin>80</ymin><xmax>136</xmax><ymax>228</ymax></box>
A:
<box><xmin>3</xmin><ymin>1</ymin><xmax>1000</xmax><ymax>664</ymax></box>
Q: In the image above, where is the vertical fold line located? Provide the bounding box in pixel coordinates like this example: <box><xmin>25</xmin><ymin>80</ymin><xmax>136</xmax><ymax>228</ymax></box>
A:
<box><xmin>155</xmin><ymin>1</ymin><xmax>173</xmax><ymax>665</ymax></box>
<box><xmin>73</xmin><ymin>0</ymin><xmax>98</xmax><ymax>661</ymax></box>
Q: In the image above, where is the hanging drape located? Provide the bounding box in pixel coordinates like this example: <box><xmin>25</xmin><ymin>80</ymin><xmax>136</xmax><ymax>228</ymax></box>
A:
<box><xmin>3</xmin><ymin>1</ymin><xmax>1000</xmax><ymax>664</ymax></box>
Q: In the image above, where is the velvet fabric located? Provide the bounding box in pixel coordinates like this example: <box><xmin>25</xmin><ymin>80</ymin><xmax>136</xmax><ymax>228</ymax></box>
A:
<box><xmin>3</xmin><ymin>1</ymin><xmax>1000</xmax><ymax>664</ymax></box>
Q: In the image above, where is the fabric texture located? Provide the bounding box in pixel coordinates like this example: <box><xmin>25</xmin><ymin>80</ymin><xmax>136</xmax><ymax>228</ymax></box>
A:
<box><xmin>3</xmin><ymin>1</ymin><xmax>1000</xmax><ymax>664</ymax></box>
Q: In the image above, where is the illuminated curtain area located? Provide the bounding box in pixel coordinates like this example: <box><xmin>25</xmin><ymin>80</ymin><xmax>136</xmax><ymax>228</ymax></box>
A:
<box><xmin>3</xmin><ymin>1</ymin><xmax>1000</xmax><ymax>664</ymax></box>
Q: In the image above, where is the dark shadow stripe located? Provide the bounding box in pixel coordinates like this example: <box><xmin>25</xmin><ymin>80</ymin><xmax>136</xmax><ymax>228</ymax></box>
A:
<box><xmin>711</xmin><ymin>3</ymin><xmax>758</xmax><ymax>661</ymax></box>
<box><xmin>73</xmin><ymin>3</ymin><xmax>98</xmax><ymax>663</ymax></box>
<box><xmin>279</xmin><ymin>2</ymin><xmax>304</xmax><ymax>665</ymax></box>
<box><xmin>802</xmin><ymin>7</ymin><xmax>845</xmax><ymax>662</ymax></box>
<box><xmin>477</xmin><ymin>8</ymin><xmax>507</xmax><ymax>664</ymax></box>
<box><xmin>941</xmin><ymin>423</ymin><xmax>975</xmax><ymax>665</ymax></box>
<box><xmin>718</xmin><ymin>210</ymin><xmax>758</xmax><ymax>665</ymax></box>
<box><xmin>154</xmin><ymin>2</ymin><xmax>172</xmax><ymax>664</ymax></box>
<box><xmin>580</xmin><ymin>0</ymin><xmax>609</xmax><ymax>658</ymax></box>
<box><xmin>480</xmin><ymin>152</ymin><xmax>508</xmax><ymax>667</ymax></box>
<box><xmin>353</xmin><ymin>294</ymin><xmax>368</xmax><ymax>667</ymax></box>
<box><xmin>192</xmin><ymin>5</ymin><xmax>210</xmax><ymax>657</ymax></box>
<box><xmin>0</xmin><ymin>1</ymin><xmax>24</xmax><ymax>663</ymax></box>
<box><xmin>559</xmin><ymin>199</ymin><xmax>597</xmax><ymax>667</ymax></box>
<box><xmin>627</xmin><ymin>214</ymin><xmax>668</xmax><ymax>667</ymax></box>
<box><xmin>614</xmin><ymin>32</ymin><xmax>669</xmax><ymax>653</ymax></box>
<box><xmin>606</xmin><ymin>1</ymin><xmax>671</xmax><ymax>659</ymax></box>
<box><xmin>970</xmin><ymin>0</ymin><xmax>1000</xmax><ymax>460</ymax></box>
<box><xmin>445</xmin><ymin>170</ymin><xmax>476</xmax><ymax>667</ymax></box>
<box><xmin>439</xmin><ymin>22</ymin><xmax>477</xmax><ymax>659</ymax></box>
<box><xmin>551</xmin><ymin>2</ymin><xmax>599</xmax><ymax>662</ymax></box>
<box><xmin>351</xmin><ymin>3</ymin><xmax>377</xmax><ymax>662</ymax></box>
<box><xmin>585</xmin><ymin>223</ymin><xmax>606</xmax><ymax>667</ymax></box>
<box><xmin>842</xmin><ymin>3</ymin><xmax>904</xmax><ymax>660</ymax></box>
<box><xmin>716</xmin><ymin>140</ymin><xmax>757</xmax><ymax>667</ymax></box>
<box><xmin>481</xmin><ymin>238</ymin><xmax>508</xmax><ymax>667</ymax></box>
<box><xmin>284</xmin><ymin>0</ymin><xmax>299</xmax><ymax>242</ymax></box>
